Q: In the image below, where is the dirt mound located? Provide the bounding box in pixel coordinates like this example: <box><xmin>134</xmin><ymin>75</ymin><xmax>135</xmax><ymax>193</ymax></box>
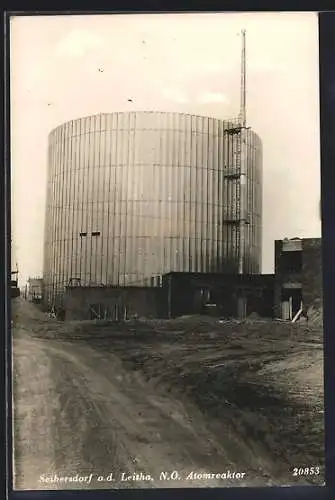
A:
<box><xmin>307</xmin><ymin>306</ymin><xmax>323</xmax><ymax>326</ymax></box>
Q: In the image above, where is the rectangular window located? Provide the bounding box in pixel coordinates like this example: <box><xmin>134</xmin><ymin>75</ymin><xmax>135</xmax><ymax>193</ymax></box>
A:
<box><xmin>92</xmin><ymin>231</ymin><xmax>101</xmax><ymax>237</ymax></box>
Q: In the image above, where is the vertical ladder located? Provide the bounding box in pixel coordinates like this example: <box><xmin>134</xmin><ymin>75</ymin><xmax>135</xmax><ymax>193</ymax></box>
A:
<box><xmin>235</xmin><ymin>130</ymin><xmax>242</xmax><ymax>224</ymax></box>
<box><xmin>223</xmin><ymin>123</ymin><xmax>243</xmax><ymax>271</ymax></box>
<box><xmin>223</xmin><ymin>123</ymin><xmax>250</xmax><ymax>272</ymax></box>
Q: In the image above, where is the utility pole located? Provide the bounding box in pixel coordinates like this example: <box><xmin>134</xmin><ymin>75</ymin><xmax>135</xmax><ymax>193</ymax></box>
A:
<box><xmin>238</xmin><ymin>29</ymin><xmax>247</xmax><ymax>275</ymax></box>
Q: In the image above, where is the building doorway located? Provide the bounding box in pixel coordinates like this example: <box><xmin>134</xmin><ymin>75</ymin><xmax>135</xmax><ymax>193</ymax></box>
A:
<box><xmin>281</xmin><ymin>287</ymin><xmax>302</xmax><ymax>320</ymax></box>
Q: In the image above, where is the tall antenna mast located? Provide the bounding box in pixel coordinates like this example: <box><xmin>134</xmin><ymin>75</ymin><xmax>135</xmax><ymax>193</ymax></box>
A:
<box><xmin>239</xmin><ymin>29</ymin><xmax>246</xmax><ymax>127</ymax></box>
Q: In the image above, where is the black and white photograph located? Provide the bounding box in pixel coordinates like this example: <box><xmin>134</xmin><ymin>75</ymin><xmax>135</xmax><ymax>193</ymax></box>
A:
<box><xmin>10</xmin><ymin>11</ymin><xmax>324</xmax><ymax>490</ymax></box>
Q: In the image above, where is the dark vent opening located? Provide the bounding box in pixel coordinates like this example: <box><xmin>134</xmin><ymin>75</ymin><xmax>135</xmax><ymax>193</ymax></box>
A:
<box><xmin>281</xmin><ymin>250</ymin><xmax>302</xmax><ymax>274</ymax></box>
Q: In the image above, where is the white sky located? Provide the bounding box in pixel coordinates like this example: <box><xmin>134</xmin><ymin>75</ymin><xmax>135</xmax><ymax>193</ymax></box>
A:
<box><xmin>10</xmin><ymin>12</ymin><xmax>321</xmax><ymax>285</ymax></box>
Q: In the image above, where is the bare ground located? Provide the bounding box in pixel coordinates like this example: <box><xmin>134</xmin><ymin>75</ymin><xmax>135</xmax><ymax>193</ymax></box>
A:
<box><xmin>11</xmin><ymin>299</ymin><xmax>324</xmax><ymax>490</ymax></box>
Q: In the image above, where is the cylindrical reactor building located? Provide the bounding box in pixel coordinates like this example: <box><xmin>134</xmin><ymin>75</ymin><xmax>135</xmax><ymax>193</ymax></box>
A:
<box><xmin>43</xmin><ymin>111</ymin><xmax>262</xmax><ymax>303</ymax></box>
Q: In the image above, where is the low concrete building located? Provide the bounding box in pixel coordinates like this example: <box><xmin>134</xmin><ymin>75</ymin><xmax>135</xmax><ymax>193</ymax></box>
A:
<box><xmin>274</xmin><ymin>237</ymin><xmax>322</xmax><ymax>321</ymax></box>
<box><xmin>64</xmin><ymin>285</ymin><xmax>166</xmax><ymax>321</ymax></box>
<box><xmin>162</xmin><ymin>272</ymin><xmax>275</xmax><ymax>319</ymax></box>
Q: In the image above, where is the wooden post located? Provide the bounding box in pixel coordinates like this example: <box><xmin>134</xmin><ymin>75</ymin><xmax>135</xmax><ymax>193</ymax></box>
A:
<box><xmin>168</xmin><ymin>275</ymin><xmax>172</xmax><ymax>318</ymax></box>
<box><xmin>237</xmin><ymin>295</ymin><xmax>247</xmax><ymax>320</ymax></box>
<box><xmin>289</xmin><ymin>296</ymin><xmax>293</xmax><ymax>320</ymax></box>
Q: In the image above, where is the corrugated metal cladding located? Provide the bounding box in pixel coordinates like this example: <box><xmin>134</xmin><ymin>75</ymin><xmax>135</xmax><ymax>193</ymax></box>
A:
<box><xmin>43</xmin><ymin>111</ymin><xmax>262</xmax><ymax>303</ymax></box>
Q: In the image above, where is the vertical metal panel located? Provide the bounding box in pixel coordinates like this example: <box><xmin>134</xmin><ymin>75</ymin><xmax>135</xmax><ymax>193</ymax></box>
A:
<box><xmin>51</xmin><ymin>129</ymin><xmax>57</xmax><ymax>298</ymax></box>
<box><xmin>63</xmin><ymin>122</ymin><xmax>69</xmax><ymax>287</ymax></box>
<box><xmin>44</xmin><ymin>111</ymin><xmax>262</xmax><ymax>299</ymax></box>
<box><xmin>54</xmin><ymin>126</ymin><xmax>61</xmax><ymax>293</ymax></box>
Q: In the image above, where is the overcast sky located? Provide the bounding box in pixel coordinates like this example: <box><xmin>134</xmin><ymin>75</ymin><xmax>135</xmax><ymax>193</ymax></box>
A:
<box><xmin>10</xmin><ymin>12</ymin><xmax>321</xmax><ymax>285</ymax></box>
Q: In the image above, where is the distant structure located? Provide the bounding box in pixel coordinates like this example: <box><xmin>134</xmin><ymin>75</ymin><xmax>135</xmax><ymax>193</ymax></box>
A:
<box><xmin>27</xmin><ymin>277</ymin><xmax>43</xmax><ymax>304</ymax></box>
<box><xmin>10</xmin><ymin>256</ymin><xmax>20</xmax><ymax>300</ymax></box>
<box><xmin>10</xmin><ymin>270</ymin><xmax>20</xmax><ymax>299</ymax></box>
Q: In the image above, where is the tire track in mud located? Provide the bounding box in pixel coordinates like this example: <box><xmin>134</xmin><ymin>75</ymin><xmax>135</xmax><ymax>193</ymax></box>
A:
<box><xmin>43</xmin><ymin>342</ymin><xmax>257</xmax><ymax>489</ymax></box>
<box><xmin>12</xmin><ymin>336</ymin><xmax>60</xmax><ymax>490</ymax></box>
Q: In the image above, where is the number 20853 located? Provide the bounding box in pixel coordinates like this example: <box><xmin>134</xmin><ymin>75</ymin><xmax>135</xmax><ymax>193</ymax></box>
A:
<box><xmin>293</xmin><ymin>467</ymin><xmax>320</xmax><ymax>476</ymax></box>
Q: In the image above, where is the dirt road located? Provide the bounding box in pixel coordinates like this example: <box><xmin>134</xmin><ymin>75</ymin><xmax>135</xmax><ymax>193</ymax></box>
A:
<box><xmin>12</xmin><ymin>299</ymin><xmax>324</xmax><ymax>490</ymax></box>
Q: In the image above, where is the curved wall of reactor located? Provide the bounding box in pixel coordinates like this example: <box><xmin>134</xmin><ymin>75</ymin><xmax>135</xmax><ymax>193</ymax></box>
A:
<box><xmin>43</xmin><ymin>111</ymin><xmax>262</xmax><ymax>303</ymax></box>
